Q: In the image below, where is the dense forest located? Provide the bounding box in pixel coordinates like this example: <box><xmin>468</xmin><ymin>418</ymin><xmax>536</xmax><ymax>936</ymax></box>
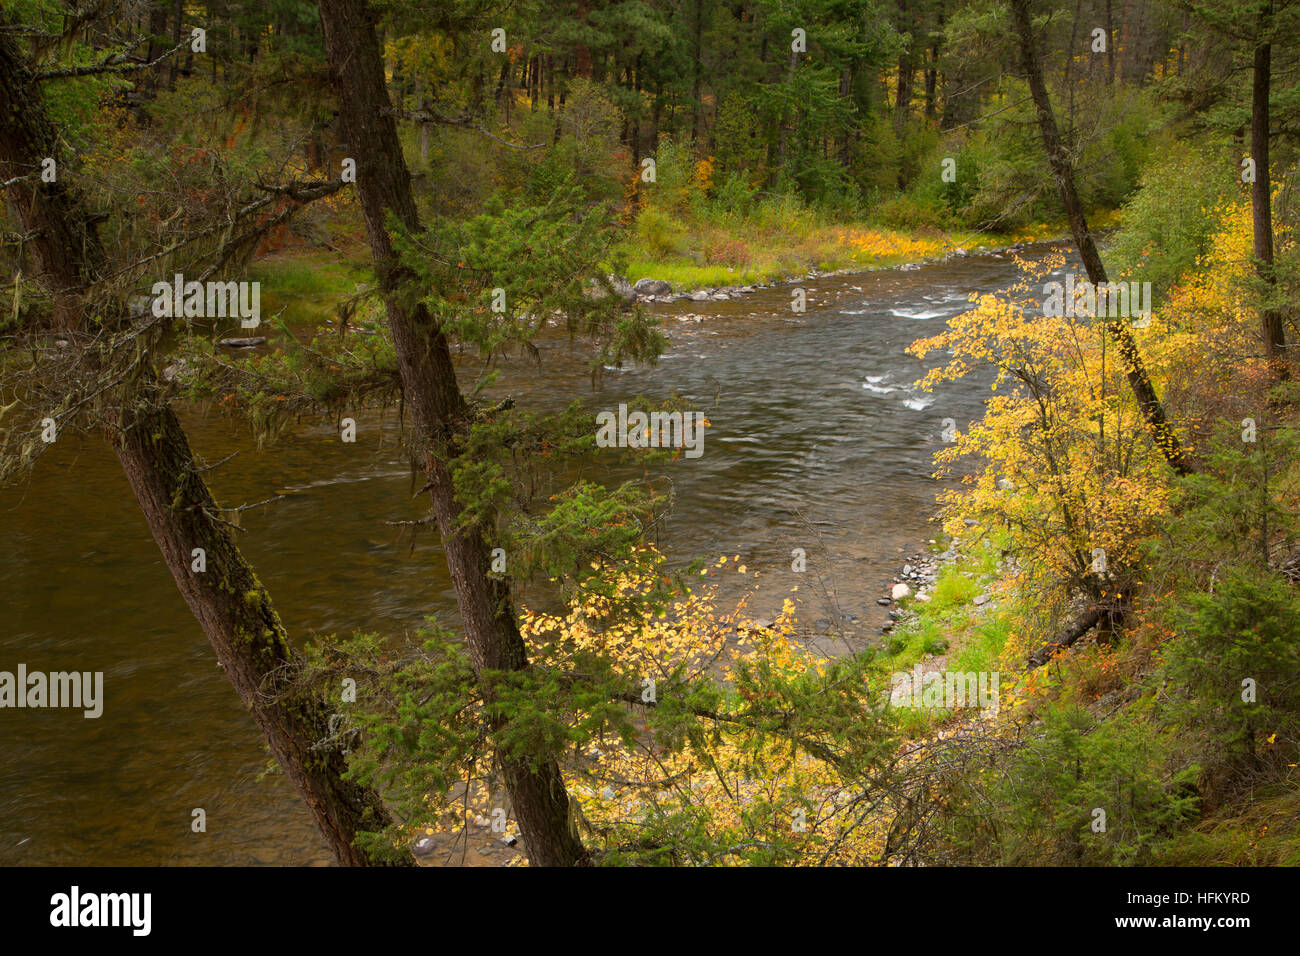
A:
<box><xmin>0</xmin><ymin>0</ymin><xmax>1298</xmax><ymax>878</ymax></box>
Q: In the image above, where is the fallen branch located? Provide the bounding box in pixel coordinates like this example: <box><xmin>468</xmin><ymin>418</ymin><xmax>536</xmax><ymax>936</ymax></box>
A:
<box><xmin>1027</xmin><ymin>606</ymin><xmax>1110</xmax><ymax>668</ymax></box>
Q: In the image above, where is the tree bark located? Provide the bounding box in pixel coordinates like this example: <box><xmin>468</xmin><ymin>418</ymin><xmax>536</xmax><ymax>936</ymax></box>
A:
<box><xmin>1250</xmin><ymin>0</ymin><xmax>1289</xmax><ymax>378</ymax></box>
<box><xmin>110</xmin><ymin>399</ymin><xmax>402</xmax><ymax>866</ymax></box>
<box><xmin>1008</xmin><ymin>0</ymin><xmax>1191</xmax><ymax>475</ymax></box>
<box><xmin>316</xmin><ymin>0</ymin><xmax>588</xmax><ymax>866</ymax></box>
<box><xmin>691</xmin><ymin>0</ymin><xmax>704</xmax><ymax>146</ymax></box>
<box><xmin>0</xmin><ymin>17</ymin><xmax>405</xmax><ymax>866</ymax></box>
<box><xmin>895</xmin><ymin>0</ymin><xmax>914</xmax><ymax>131</ymax></box>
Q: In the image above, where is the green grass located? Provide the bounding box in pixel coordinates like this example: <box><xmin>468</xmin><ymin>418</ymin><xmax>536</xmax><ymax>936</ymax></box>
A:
<box><xmin>616</xmin><ymin>207</ymin><xmax>1067</xmax><ymax>293</ymax></box>
<box><xmin>250</xmin><ymin>248</ymin><xmax>373</xmax><ymax>329</ymax></box>
<box><xmin>1153</xmin><ymin>784</ymin><xmax>1300</xmax><ymax>865</ymax></box>
<box><xmin>876</xmin><ymin>539</ymin><xmax>1013</xmax><ymax>736</ymax></box>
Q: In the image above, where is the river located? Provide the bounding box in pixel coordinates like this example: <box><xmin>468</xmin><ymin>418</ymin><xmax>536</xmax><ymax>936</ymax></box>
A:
<box><xmin>0</xmin><ymin>243</ymin><xmax>1068</xmax><ymax>864</ymax></box>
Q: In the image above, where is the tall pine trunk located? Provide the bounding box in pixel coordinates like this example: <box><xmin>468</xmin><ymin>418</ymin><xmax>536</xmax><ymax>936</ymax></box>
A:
<box><xmin>1250</xmin><ymin>0</ymin><xmax>1289</xmax><ymax>378</ymax></box>
<box><xmin>316</xmin><ymin>0</ymin><xmax>588</xmax><ymax>866</ymax></box>
<box><xmin>1008</xmin><ymin>0</ymin><xmax>1191</xmax><ymax>475</ymax></box>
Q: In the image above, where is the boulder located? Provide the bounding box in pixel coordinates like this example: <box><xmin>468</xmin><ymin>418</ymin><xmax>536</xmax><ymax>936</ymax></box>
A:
<box><xmin>609</xmin><ymin>275</ymin><xmax>637</xmax><ymax>304</ymax></box>
<box><xmin>891</xmin><ymin>582</ymin><xmax>912</xmax><ymax>601</ymax></box>
<box><xmin>633</xmin><ymin>278</ymin><xmax>672</xmax><ymax>296</ymax></box>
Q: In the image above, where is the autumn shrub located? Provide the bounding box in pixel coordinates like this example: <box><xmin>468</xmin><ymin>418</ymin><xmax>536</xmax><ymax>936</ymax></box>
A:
<box><xmin>635</xmin><ymin>204</ymin><xmax>689</xmax><ymax>260</ymax></box>
<box><xmin>305</xmin><ymin>551</ymin><xmax>908</xmax><ymax>865</ymax></box>
<box><xmin>909</xmin><ymin>253</ymin><xmax>1174</xmax><ymax>616</ymax></box>
<box><xmin>702</xmin><ymin>235</ymin><xmax>753</xmax><ymax>268</ymax></box>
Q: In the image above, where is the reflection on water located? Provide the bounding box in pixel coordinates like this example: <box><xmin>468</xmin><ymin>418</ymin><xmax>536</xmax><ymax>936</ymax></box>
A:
<box><xmin>0</xmin><ymin>245</ymin><xmax>1070</xmax><ymax>864</ymax></box>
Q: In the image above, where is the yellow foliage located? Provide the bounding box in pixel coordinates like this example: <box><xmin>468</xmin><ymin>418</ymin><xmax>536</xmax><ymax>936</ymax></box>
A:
<box><xmin>518</xmin><ymin>549</ymin><xmax>891</xmax><ymax>865</ymax></box>
<box><xmin>909</xmin><ymin>252</ymin><xmax>1172</xmax><ymax>604</ymax></box>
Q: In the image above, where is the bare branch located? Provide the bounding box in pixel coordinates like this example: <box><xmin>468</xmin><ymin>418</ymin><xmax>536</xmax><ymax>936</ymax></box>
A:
<box><xmin>34</xmin><ymin>38</ymin><xmax>184</xmax><ymax>81</ymax></box>
<box><xmin>396</xmin><ymin>108</ymin><xmax>547</xmax><ymax>151</ymax></box>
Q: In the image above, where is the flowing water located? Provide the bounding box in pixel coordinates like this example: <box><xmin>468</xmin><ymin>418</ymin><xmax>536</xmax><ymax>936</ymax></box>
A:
<box><xmin>0</xmin><ymin>243</ymin><xmax>1069</xmax><ymax>865</ymax></box>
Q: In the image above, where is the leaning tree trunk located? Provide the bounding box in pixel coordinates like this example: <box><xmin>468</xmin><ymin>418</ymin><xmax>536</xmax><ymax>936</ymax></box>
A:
<box><xmin>1250</xmin><ymin>0</ymin><xmax>1289</xmax><ymax>379</ymax></box>
<box><xmin>111</xmin><ymin>398</ymin><xmax>400</xmax><ymax>866</ymax></box>
<box><xmin>1008</xmin><ymin>0</ymin><xmax>1191</xmax><ymax>475</ymax></box>
<box><xmin>316</xmin><ymin>0</ymin><xmax>588</xmax><ymax>866</ymax></box>
<box><xmin>0</xmin><ymin>17</ymin><xmax>405</xmax><ymax>866</ymax></box>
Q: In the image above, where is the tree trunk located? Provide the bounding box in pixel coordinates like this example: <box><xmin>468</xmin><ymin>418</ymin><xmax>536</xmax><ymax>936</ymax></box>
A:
<box><xmin>924</xmin><ymin>30</ymin><xmax>940</xmax><ymax>121</ymax></box>
<box><xmin>1250</xmin><ymin>0</ymin><xmax>1289</xmax><ymax>378</ymax></box>
<box><xmin>1008</xmin><ymin>0</ymin><xmax>1191</xmax><ymax>475</ymax></box>
<box><xmin>110</xmin><ymin>399</ymin><xmax>402</xmax><ymax>866</ymax></box>
<box><xmin>316</xmin><ymin>0</ymin><xmax>588</xmax><ymax>867</ymax></box>
<box><xmin>1027</xmin><ymin>607</ymin><xmax>1110</xmax><ymax>667</ymax></box>
<box><xmin>691</xmin><ymin>0</ymin><xmax>704</xmax><ymax>146</ymax></box>
<box><xmin>0</xmin><ymin>18</ymin><xmax>405</xmax><ymax>866</ymax></box>
<box><xmin>895</xmin><ymin>0</ymin><xmax>913</xmax><ymax>131</ymax></box>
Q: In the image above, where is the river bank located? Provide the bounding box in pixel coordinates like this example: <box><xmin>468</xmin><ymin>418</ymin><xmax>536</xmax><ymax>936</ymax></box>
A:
<box><xmin>617</xmin><ymin>228</ymin><xmax>1066</xmax><ymax>308</ymax></box>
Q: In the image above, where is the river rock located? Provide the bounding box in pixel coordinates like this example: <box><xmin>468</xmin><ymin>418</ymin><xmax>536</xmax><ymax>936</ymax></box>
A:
<box><xmin>891</xmin><ymin>582</ymin><xmax>912</xmax><ymax>601</ymax></box>
<box><xmin>602</xmin><ymin>275</ymin><xmax>637</xmax><ymax>304</ymax></box>
<box><xmin>612</xmin><ymin>275</ymin><xmax>637</xmax><ymax>303</ymax></box>
<box><xmin>634</xmin><ymin>278</ymin><xmax>672</xmax><ymax>296</ymax></box>
<box><xmin>218</xmin><ymin>336</ymin><xmax>266</xmax><ymax>348</ymax></box>
<box><xmin>688</xmin><ymin>291</ymin><xmax>710</xmax><ymax>302</ymax></box>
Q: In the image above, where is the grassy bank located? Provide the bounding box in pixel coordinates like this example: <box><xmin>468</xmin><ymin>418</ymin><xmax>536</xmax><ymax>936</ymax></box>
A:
<box><xmin>618</xmin><ymin>205</ymin><xmax>1071</xmax><ymax>291</ymax></box>
<box><xmin>250</xmin><ymin>210</ymin><xmax>1084</xmax><ymax>311</ymax></box>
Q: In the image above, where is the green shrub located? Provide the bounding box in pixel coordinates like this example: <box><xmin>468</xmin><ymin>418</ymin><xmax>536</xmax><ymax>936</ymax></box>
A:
<box><xmin>1105</xmin><ymin>140</ymin><xmax>1233</xmax><ymax>293</ymax></box>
